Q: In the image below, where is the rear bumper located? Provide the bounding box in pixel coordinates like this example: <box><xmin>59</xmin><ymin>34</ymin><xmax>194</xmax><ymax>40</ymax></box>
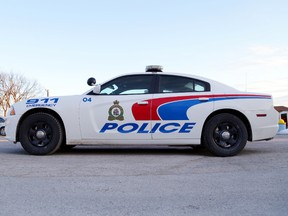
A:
<box><xmin>249</xmin><ymin>109</ymin><xmax>279</xmax><ymax>141</ymax></box>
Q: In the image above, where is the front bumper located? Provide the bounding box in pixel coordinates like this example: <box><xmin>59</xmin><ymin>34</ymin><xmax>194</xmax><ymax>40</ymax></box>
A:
<box><xmin>4</xmin><ymin>115</ymin><xmax>21</xmax><ymax>143</ymax></box>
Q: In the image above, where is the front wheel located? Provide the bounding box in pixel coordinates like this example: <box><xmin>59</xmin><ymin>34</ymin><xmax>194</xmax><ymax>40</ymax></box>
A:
<box><xmin>0</xmin><ymin>127</ymin><xmax>5</xmax><ymax>136</ymax></box>
<box><xmin>19</xmin><ymin>113</ymin><xmax>63</xmax><ymax>155</ymax></box>
<box><xmin>202</xmin><ymin>113</ymin><xmax>248</xmax><ymax>157</ymax></box>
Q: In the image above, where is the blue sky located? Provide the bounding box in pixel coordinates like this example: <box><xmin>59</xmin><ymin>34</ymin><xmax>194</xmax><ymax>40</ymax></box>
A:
<box><xmin>1</xmin><ymin>0</ymin><xmax>287</xmax><ymax>106</ymax></box>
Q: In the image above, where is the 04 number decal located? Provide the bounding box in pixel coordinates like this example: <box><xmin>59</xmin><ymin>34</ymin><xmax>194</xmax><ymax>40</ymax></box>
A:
<box><xmin>82</xmin><ymin>97</ymin><xmax>92</xmax><ymax>102</ymax></box>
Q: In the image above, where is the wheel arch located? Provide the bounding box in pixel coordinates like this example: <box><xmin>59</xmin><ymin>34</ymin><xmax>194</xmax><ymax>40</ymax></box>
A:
<box><xmin>201</xmin><ymin>109</ymin><xmax>252</xmax><ymax>142</ymax></box>
<box><xmin>16</xmin><ymin>108</ymin><xmax>66</xmax><ymax>143</ymax></box>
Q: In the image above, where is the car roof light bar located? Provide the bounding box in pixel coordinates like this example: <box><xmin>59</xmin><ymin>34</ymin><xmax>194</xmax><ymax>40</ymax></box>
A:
<box><xmin>145</xmin><ymin>65</ymin><xmax>163</xmax><ymax>72</ymax></box>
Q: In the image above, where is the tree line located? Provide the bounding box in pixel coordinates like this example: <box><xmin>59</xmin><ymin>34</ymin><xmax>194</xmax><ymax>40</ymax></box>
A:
<box><xmin>0</xmin><ymin>72</ymin><xmax>44</xmax><ymax>117</ymax></box>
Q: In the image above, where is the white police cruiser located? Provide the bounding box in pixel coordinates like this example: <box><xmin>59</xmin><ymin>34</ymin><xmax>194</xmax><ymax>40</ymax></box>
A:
<box><xmin>5</xmin><ymin>66</ymin><xmax>278</xmax><ymax>156</ymax></box>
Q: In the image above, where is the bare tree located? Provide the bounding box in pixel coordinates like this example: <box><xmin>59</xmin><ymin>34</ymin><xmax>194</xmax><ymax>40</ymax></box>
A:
<box><xmin>0</xmin><ymin>72</ymin><xmax>44</xmax><ymax>116</ymax></box>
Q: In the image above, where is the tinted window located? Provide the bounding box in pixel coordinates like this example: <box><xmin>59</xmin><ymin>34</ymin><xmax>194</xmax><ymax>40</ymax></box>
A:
<box><xmin>100</xmin><ymin>75</ymin><xmax>154</xmax><ymax>95</ymax></box>
<box><xmin>158</xmin><ymin>75</ymin><xmax>210</xmax><ymax>93</ymax></box>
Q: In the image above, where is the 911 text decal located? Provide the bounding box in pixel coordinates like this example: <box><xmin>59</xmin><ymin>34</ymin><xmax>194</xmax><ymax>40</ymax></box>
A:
<box><xmin>99</xmin><ymin>122</ymin><xmax>196</xmax><ymax>134</ymax></box>
<box><xmin>26</xmin><ymin>98</ymin><xmax>59</xmax><ymax>107</ymax></box>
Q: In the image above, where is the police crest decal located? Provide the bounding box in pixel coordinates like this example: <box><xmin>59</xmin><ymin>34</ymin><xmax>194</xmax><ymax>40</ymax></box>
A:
<box><xmin>108</xmin><ymin>100</ymin><xmax>124</xmax><ymax>121</ymax></box>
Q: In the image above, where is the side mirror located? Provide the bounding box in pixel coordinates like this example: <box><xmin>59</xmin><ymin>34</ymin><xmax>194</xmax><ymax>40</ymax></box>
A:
<box><xmin>87</xmin><ymin>77</ymin><xmax>96</xmax><ymax>86</ymax></box>
<box><xmin>93</xmin><ymin>84</ymin><xmax>101</xmax><ymax>94</ymax></box>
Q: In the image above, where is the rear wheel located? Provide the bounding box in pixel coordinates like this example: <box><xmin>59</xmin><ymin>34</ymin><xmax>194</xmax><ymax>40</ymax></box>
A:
<box><xmin>19</xmin><ymin>113</ymin><xmax>63</xmax><ymax>155</ymax></box>
<box><xmin>203</xmin><ymin>113</ymin><xmax>248</xmax><ymax>157</ymax></box>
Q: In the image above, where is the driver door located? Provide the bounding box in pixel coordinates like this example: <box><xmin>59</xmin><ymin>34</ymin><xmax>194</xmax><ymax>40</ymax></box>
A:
<box><xmin>80</xmin><ymin>74</ymin><xmax>155</xmax><ymax>141</ymax></box>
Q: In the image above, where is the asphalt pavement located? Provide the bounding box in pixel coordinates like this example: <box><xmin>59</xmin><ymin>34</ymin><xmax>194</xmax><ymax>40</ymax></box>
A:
<box><xmin>0</xmin><ymin>135</ymin><xmax>288</xmax><ymax>216</ymax></box>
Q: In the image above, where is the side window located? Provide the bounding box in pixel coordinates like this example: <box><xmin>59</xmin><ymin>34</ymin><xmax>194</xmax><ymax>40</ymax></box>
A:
<box><xmin>194</xmin><ymin>80</ymin><xmax>206</xmax><ymax>92</ymax></box>
<box><xmin>100</xmin><ymin>75</ymin><xmax>153</xmax><ymax>95</ymax></box>
<box><xmin>158</xmin><ymin>75</ymin><xmax>210</xmax><ymax>93</ymax></box>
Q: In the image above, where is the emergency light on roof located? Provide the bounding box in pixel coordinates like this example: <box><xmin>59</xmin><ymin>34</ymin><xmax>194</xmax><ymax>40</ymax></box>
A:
<box><xmin>145</xmin><ymin>65</ymin><xmax>163</xmax><ymax>72</ymax></box>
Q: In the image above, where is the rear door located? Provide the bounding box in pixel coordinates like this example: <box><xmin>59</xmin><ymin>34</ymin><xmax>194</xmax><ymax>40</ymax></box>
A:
<box><xmin>151</xmin><ymin>74</ymin><xmax>214</xmax><ymax>140</ymax></box>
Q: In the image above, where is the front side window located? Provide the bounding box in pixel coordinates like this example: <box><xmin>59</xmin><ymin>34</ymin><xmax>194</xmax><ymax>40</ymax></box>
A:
<box><xmin>100</xmin><ymin>75</ymin><xmax>154</xmax><ymax>95</ymax></box>
<box><xmin>158</xmin><ymin>75</ymin><xmax>210</xmax><ymax>93</ymax></box>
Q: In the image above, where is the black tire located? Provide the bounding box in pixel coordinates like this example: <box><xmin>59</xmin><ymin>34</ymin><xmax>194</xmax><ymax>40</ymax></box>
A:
<box><xmin>203</xmin><ymin>113</ymin><xmax>248</xmax><ymax>157</ymax></box>
<box><xmin>19</xmin><ymin>113</ymin><xmax>63</xmax><ymax>155</ymax></box>
<box><xmin>0</xmin><ymin>127</ymin><xmax>5</xmax><ymax>136</ymax></box>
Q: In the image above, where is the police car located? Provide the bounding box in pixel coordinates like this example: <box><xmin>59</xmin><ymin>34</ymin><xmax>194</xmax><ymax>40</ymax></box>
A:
<box><xmin>5</xmin><ymin>66</ymin><xmax>279</xmax><ymax>156</ymax></box>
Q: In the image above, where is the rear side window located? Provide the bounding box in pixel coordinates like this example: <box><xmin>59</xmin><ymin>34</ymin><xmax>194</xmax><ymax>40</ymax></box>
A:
<box><xmin>158</xmin><ymin>75</ymin><xmax>210</xmax><ymax>93</ymax></box>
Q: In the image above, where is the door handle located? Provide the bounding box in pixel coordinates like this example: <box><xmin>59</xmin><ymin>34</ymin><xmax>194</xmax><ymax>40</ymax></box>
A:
<box><xmin>137</xmin><ymin>101</ymin><xmax>149</xmax><ymax>105</ymax></box>
<box><xmin>198</xmin><ymin>97</ymin><xmax>209</xmax><ymax>102</ymax></box>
